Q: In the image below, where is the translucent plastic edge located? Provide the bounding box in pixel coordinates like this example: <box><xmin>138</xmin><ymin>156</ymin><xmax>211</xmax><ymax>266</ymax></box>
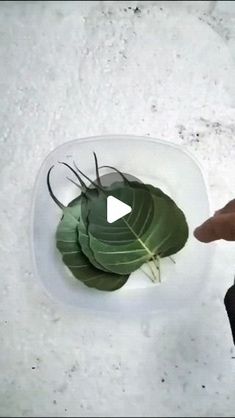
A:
<box><xmin>29</xmin><ymin>135</ymin><xmax>213</xmax><ymax>314</ymax></box>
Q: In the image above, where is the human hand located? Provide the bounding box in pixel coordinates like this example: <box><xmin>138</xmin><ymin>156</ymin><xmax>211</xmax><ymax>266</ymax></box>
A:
<box><xmin>194</xmin><ymin>199</ymin><xmax>235</xmax><ymax>242</ymax></box>
<box><xmin>194</xmin><ymin>199</ymin><xmax>235</xmax><ymax>345</ymax></box>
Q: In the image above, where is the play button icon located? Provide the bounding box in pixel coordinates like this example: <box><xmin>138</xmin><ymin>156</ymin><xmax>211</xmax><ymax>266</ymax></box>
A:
<box><xmin>107</xmin><ymin>196</ymin><xmax>132</xmax><ymax>224</ymax></box>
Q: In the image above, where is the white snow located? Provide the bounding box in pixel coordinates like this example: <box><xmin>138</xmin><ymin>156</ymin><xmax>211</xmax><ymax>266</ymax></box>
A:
<box><xmin>0</xmin><ymin>1</ymin><xmax>235</xmax><ymax>416</ymax></box>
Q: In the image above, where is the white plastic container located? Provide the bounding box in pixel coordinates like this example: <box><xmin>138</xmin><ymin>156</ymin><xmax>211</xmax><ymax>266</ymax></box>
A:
<box><xmin>31</xmin><ymin>135</ymin><xmax>212</xmax><ymax>313</ymax></box>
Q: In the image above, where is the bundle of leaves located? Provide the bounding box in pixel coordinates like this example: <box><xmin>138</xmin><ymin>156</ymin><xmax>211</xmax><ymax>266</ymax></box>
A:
<box><xmin>47</xmin><ymin>154</ymin><xmax>189</xmax><ymax>291</ymax></box>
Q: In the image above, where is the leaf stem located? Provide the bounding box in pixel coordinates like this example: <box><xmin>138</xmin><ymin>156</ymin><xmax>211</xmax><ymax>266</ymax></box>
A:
<box><xmin>73</xmin><ymin>161</ymin><xmax>106</xmax><ymax>193</ymax></box>
<box><xmin>47</xmin><ymin>166</ymin><xmax>65</xmax><ymax>210</ymax></box>
<box><xmin>156</xmin><ymin>256</ymin><xmax>161</xmax><ymax>283</ymax></box>
<box><xmin>147</xmin><ymin>261</ymin><xmax>158</xmax><ymax>283</ymax></box>
<box><xmin>151</xmin><ymin>256</ymin><xmax>161</xmax><ymax>283</ymax></box>
<box><xmin>93</xmin><ymin>152</ymin><xmax>102</xmax><ymax>186</ymax></box>
<box><xmin>99</xmin><ymin>165</ymin><xmax>131</xmax><ymax>185</ymax></box>
<box><xmin>66</xmin><ymin>177</ymin><xmax>82</xmax><ymax>190</ymax></box>
<box><xmin>140</xmin><ymin>266</ymin><xmax>153</xmax><ymax>282</ymax></box>
<box><xmin>58</xmin><ymin>161</ymin><xmax>87</xmax><ymax>190</ymax></box>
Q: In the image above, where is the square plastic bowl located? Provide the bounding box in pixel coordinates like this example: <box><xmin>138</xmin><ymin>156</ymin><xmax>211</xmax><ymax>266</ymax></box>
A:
<box><xmin>31</xmin><ymin>135</ymin><xmax>212</xmax><ymax>313</ymax></box>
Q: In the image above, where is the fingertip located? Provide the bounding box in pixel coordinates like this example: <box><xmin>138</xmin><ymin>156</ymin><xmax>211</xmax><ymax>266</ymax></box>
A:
<box><xmin>193</xmin><ymin>225</ymin><xmax>211</xmax><ymax>243</ymax></box>
<box><xmin>193</xmin><ymin>226</ymin><xmax>200</xmax><ymax>239</ymax></box>
<box><xmin>194</xmin><ymin>213</ymin><xmax>235</xmax><ymax>243</ymax></box>
<box><xmin>193</xmin><ymin>217</ymin><xmax>217</xmax><ymax>243</ymax></box>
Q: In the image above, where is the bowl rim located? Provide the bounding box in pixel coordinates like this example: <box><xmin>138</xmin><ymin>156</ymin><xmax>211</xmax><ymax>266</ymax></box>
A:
<box><xmin>30</xmin><ymin>135</ymin><xmax>212</xmax><ymax>313</ymax></box>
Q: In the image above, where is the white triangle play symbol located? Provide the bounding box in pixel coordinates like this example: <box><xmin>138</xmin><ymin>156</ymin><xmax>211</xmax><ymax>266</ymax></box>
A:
<box><xmin>107</xmin><ymin>196</ymin><xmax>132</xmax><ymax>224</ymax></box>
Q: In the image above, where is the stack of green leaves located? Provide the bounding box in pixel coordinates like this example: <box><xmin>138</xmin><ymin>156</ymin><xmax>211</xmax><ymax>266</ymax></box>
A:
<box><xmin>47</xmin><ymin>154</ymin><xmax>189</xmax><ymax>291</ymax></box>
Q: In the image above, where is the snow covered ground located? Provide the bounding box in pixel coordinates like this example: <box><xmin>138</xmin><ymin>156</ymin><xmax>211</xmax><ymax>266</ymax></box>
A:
<box><xmin>0</xmin><ymin>1</ymin><xmax>235</xmax><ymax>416</ymax></box>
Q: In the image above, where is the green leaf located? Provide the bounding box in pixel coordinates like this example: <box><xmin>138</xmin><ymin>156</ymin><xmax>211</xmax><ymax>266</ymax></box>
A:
<box><xmin>85</xmin><ymin>183</ymin><xmax>188</xmax><ymax>275</ymax></box>
<box><xmin>78</xmin><ymin>190</ymin><xmax>111</xmax><ymax>272</ymax></box>
<box><xmin>56</xmin><ymin>196</ymin><xmax>129</xmax><ymax>291</ymax></box>
<box><xmin>48</xmin><ymin>159</ymin><xmax>189</xmax><ymax>289</ymax></box>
